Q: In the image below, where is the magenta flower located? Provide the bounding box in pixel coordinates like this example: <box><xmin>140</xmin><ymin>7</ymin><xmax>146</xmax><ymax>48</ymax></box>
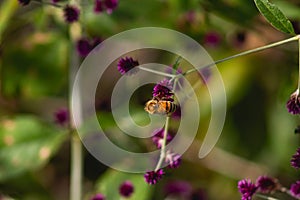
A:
<box><xmin>117</xmin><ymin>57</ymin><xmax>139</xmax><ymax>75</ymax></box>
<box><xmin>18</xmin><ymin>0</ymin><xmax>30</xmax><ymax>6</ymax></box>
<box><xmin>164</xmin><ymin>181</ymin><xmax>192</xmax><ymax>196</ymax></box>
<box><xmin>291</xmin><ymin>148</ymin><xmax>300</xmax><ymax>169</ymax></box>
<box><xmin>94</xmin><ymin>0</ymin><xmax>105</xmax><ymax>13</ymax></box>
<box><xmin>90</xmin><ymin>193</ymin><xmax>105</xmax><ymax>200</ymax></box>
<box><xmin>203</xmin><ymin>32</ymin><xmax>221</xmax><ymax>47</ymax></box>
<box><xmin>238</xmin><ymin>179</ymin><xmax>257</xmax><ymax>200</ymax></box>
<box><xmin>256</xmin><ymin>176</ymin><xmax>278</xmax><ymax>193</ymax></box>
<box><xmin>152</xmin><ymin>128</ymin><xmax>173</xmax><ymax>149</ymax></box>
<box><xmin>119</xmin><ymin>180</ymin><xmax>134</xmax><ymax>198</ymax></box>
<box><xmin>144</xmin><ymin>169</ymin><xmax>164</xmax><ymax>185</ymax></box>
<box><xmin>286</xmin><ymin>90</ymin><xmax>300</xmax><ymax>115</ymax></box>
<box><xmin>76</xmin><ymin>38</ymin><xmax>92</xmax><ymax>57</ymax></box>
<box><xmin>63</xmin><ymin>5</ymin><xmax>80</xmax><ymax>23</ymax></box>
<box><xmin>152</xmin><ymin>79</ymin><xmax>173</xmax><ymax>100</ymax></box>
<box><xmin>104</xmin><ymin>0</ymin><xmax>118</xmax><ymax>14</ymax></box>
<box><xmin>165</xmin><ymin>151</ymin><xmax>181</xmax><ymax>168</ymax></box>
<box><xmin>290</xmin><ymin>181</ymin><xmax>300</xmax><ymax>199</ymax></box>
<box><xmin>54</xmin><ymin>108</ymin><xmax>69</xmax><ymax>126</ymax></box>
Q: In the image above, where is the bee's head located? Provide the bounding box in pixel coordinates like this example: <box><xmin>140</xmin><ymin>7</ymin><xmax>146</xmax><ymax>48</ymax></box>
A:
<box><xmin>145</xmin><ymin>99</ymin><xmax>158</xmax><ymax>114</ymax></box>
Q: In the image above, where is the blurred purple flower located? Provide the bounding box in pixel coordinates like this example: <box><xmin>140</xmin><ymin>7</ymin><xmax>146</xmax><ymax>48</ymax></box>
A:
<box><xmin>54</xmin><ymin>108</ymin><xmax>69</xmax><ymax>126</ymax></box>
<box><xmin>94</xmin><ymin>0</ymin><xmax>105</xmax><ymax>13</ymax></box>
<box><xmin>238</xmin><ymin>179</ymin><xmax>257</xmax><ymax>200</ymax></box>
<box><xmin>52</xmin><ymin>0</ymin><xmax>59</xmax><ymax>3</ymax></box>
<box><xmin>119</xmin><ymin>180</ymin><xmax>134</xmax><ymax>198</ymax></box>
<box><xmin>256</xmin><ymin>176</ymin><xmax>278</xmax><ymax>193</ymax></box>
<box><xmin>104</xmin><ymin>0</ymin><xmax>118</xmax><ymax>14</ymax></box>
<box><xmin>18</xmin><ymin>0</ymin><xmax>30</xmax><ymax>6</ymax></box>
<box><xmin>291</xmin><ymin>148</ymin><xmax>300</xmax><ymax>169</ymax></box>
<box><xmin>153</xmin><ymin>79</ymin><xmax>173</xmax><ymax>100</ymax></box>
<box><xmin>165</xmin><ymin>151</ymin><xmax>181</xmax><ymax>168</ymax></box>
<box><xmin>199</xmin><ymin>67</ymin><xmax>211</xmax><ymax>84</ymax></box>
<box><xmin>144</xmin><ymin>169</ymin><xmax>164</xmax><ymax>185</ymax></box>
<box><xmin>203</xmin><ymin>32</ymin><xmax>221</xmax><ymax>47</ymax></box>
<box><xmin>90</xmin><ymin>193</ymin><xmax>105</xmax><ymax>200</ymax></box>
<box><xmin>76</xmin><ymin>38</ymin><xmax>92</xmax><ymax>57</ymax></box>
<box><xmin>63</xmin><ymin>5</ymin><xmax>80</xmax><ymax>23</ymax></box>
<box><xmin>117</xmin><ymin>57</ymin><xmax>139</xmax><ymax>75</ymax></box>
<box><xmin>165</xmin><ymin>180</ymin><xmax>192</xmax><ymax>197</ymax></box>
<box><xmin>287</xmin><ymin>90</ymin><xmax>300</xmax><ymax>115</ymax></box>
<box><xmin>290</xmin><ymin>181</ymin><xmax>300</xmax><ymax>199</ymax></box>
<box><xmin>152</xmin><ymin>128</ymin><xmax>173</xmax><ymax>149</ymax></box>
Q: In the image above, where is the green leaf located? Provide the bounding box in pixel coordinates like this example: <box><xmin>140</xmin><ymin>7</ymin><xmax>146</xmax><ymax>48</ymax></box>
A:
<box><xmin>254</xmin><ymin>0</ymin><xmax>295</xmax><ymax>34</ymax></box>
<box><xmin>95</xmin><ymin>169</ymin><xmax>152</xmax><ymax>200</ymax></box>
<box><xmin>0</xmin><ymin>116</ymin><xmax>67</xmax><ymax>181</ymax></box>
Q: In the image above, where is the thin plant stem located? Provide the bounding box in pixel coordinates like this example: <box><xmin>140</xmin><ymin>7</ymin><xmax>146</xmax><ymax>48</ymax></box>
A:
<box><xmin>183</xmin><ymin>35</ymin><xmax>300</xmax><ymax>76</ymax></box>
<box><xmin>155</xmin><ymin>116</ymin><xmax>170</xmax><ymax>171</ymax></box>
<box><xmin>139</xmin><ymin>66</ymin><xmax>176</xmax><ymax>78</ymax></box>
<box><xmin>255</xmin><ymin>194</ymin><xmax>280</xmax><ymax>200</ymax></box>
<box><xmin>298</xmin><ymin>37</ymin><xmax>300</xmax><ymax>92</ymax></box>
<box><xmin>68</xmin><ymin>0</ymin><xmax>82</xmax><ymax>200</ymax></box>
<box><xmin>32</xmin><ymin>0</ymin><xmax>62</xmax><ymax>8</ymax></box>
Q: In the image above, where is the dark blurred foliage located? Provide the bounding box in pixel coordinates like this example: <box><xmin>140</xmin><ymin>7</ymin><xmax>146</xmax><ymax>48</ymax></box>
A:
<box><xmin>0</xmin><ymin>0</ymin><xmax>300</xmax><ymax>199</ymax></box>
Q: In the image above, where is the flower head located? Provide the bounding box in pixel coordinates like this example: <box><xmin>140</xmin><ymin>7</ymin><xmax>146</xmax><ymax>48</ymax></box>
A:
<box><xmin>90</xmin><ymin>193</ymin><xmax>105</xmax><ymax>200</ymax></box>
<box><xmin>94</xmin><ymin>0</ymin><xmax>105</xmax><ymax>13</ymax></box>
<box><xmin>165</xmin><ymin>151</ymin><xmax>181</xmax><ymax>168</ymax></box>
<box><xmin>153</xmin><ymin>79</ymin><xmax>173</xmax><ymax>100</ymax></box>
<box><xmin>144</xmin><ymin>169</ymin><xmax>164</xmax><ymax>185</ymax></box>
<box><xmin>117</xmin><ymin>57</ymin><xmax>139</xmax><ymax>75</ymax></box>
<box><xmin>238</xmin><ymin>179</ymin><xmax>257</xmax><ymax>200</ymax></box>
<box><xmin>290</xmin><ymin>181</ymin><xmax>300</xmax><ymax>199</ymax></box>
<box><xmin>54</xmin><ymin>108</ymin><xmax>69</xmax><ymax>126</ymax></box>
<box><xmin>18</xmin><ymin>0</ymin><xmax>30</xmax><ymax>6</ymax></box>
<box><xmin>164</xmin><ymin>181</ymin><xmax>192</xmax><ymax>196</ymax></box>
<box><xmin>256</xmin><ymin>176</ymin><xmax>278</xmax><ymax>193</ymax></box>
<box><xmin>104</xmin><ymin>0</ymin><xmax>118</xmax><ymax>14</ymax></box>
<box><xmin>63</xmin><ymin>5</ymin><xmax>80</xmax><ymax>23</ymax></box>
<box><xmin>152</xmin><ymin>128</ymin><xmax>173</xmax><ymax>149</ymax></box>
<box><xmin>203</xmin><ymin>32</ymin><xmax>221</xmax><ymax>47</ymax></box>
<box><xmin>119</xmin><ymin>180</ymin><xmax>134</xmax><ymax>198</ymax></box>
<box><xmin>286</xmin><ymin>90</ymin><xmax>300</xmax><ymax>115</ymax></box>
<box><xmin>76</xmin><ymin>38</ymin><xmax>92</xmax><ymax>57</ymax></box>
<box><xmin>291</xmin><ymin>148</ymin><xmax>300</xmax><ymax>169</ymax></box>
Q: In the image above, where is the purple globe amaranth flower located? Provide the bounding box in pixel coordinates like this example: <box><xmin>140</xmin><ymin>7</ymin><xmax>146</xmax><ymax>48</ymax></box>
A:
<box><xmin>152</xmin><ymin>128</ymin><xmax>173</xmax><ymax>149</ymax></box>
<box><xmin>291</xmin><ymin>148</ymin><xmax>300</xmax><ymax>169</ymax></box>
<box><xmin>164</xmin><ymin>181</ymin><xmax>192</xmax><ymax>196</ymax></box>
<box><xmin>256</xmin><ymin>176</ymin><xmax>278</xmax><ymax>193</ymax></box>
<box><xmin>203</xmin><ymin>32</ymin><xmax>221</xmax><ymax>47</ymax></box>
<box><xmin>144</xmin><ymin>169</ymin><xmax>164</xmax><ymax>185</ymax></box>
<box><xmin>104</xmin><ymin>0</ymin><xmax>118</xmax><ymax>14</ymax></box>
<box><xmin>238</xmin><ymin>179</ymin><xmax>257</xmax><ymax>200</ymax></box>
<box><xmin>165</xmin><ymin>151</ymin><xmax>181</xmax><ymax>168</ymax></box>
<box><xmin>54</xmin><ymin>108</ymin><xmax>69</xmax><ymax>126</ymax></box>
<box><xmin>290</xmin><ymin>181</ymin><xmax>300</xmax><ymax>199</ymax></box>
<box><xmin>63</xmin><ymin>5</ymin><xmax>80</xmax><ymax>23</ymax></box>
<box><xmin>18</xmin><ymin>0</ymin><xmax>30</xmax><ymax>6</ymax></box>
<box><xmin>90</xmin><ymin>193</ymin><xmax>105</xmax><ymax>200</ymax></box>
<box><xmin>119</xmin><ymin>180</ymin><xmax>134</xmax><ymax>198</ymax></box>
<box><xmin>94</xmin><ymin>0</ymin><xmax>105</xmax><ymax>13</ymax></box>
<box><xmin>117</xmin><ymin>57</ymin><xmax>139</xmax><ymax>75</ymax></box>
<box><xmin>76</xmin><ymin>38</ymin><xmax>92</xmax><ymax>57</ymax></box>
<box><xmin>286</xmin><ymin>89</ymin><xmax>300</xmax><ymax>115</ymax></box>
<box><xmin>153</xmin><ymin>79</ymin><xmax>174</xmax><ymax>100</ymax></box>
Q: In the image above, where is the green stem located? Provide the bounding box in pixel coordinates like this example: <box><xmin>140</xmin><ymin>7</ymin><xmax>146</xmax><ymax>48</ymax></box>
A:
<box><xmin>70</xmin><ymin>134</ymin><xmax>82</xmax><ymax>200</ymax></box>
<box><xmin>298</xmin><ymin>37</ymin><xmax>300</xmax><ymax>92</ymax></box>
<box><xmin>255</xmin><ymin>194</ymin><xmax>280</xmax><ymax>200</ymax></box>
<box><xmin>154</xmin><ymin>116</ymin><xmax>170</xmax><ymax>171</ymax></box>
<box><xmin>139</xmin><ymin>66</ymin><xmax>176</xmax><ymax>78</ymax></box>
<box><xmin>183</xmin><ymin>35</ymin><xmax>300</xmax><ymax>76</ymax></box>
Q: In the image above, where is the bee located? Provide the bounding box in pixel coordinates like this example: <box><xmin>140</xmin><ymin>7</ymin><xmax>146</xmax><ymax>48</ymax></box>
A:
<box><xmin>144</xmin><ymin>97</ymin><xmax>178</xmax><ymax>115</ymax></box>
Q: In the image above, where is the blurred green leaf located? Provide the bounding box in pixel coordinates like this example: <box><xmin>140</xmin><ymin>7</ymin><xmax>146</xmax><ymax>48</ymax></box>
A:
<box><xmin>0</xmin><ymin>116</ymin><xmax>67</xmax><ymax>181</ymax></box>
<box><xmin>254</xmin><ymin>0</ymin><xmax>295</xmax><ymax>34</ymax></box>
<box><xmin>95</xmin><ymin>169</ymin><xmax>152</xmax><ymax>200</ymax></box>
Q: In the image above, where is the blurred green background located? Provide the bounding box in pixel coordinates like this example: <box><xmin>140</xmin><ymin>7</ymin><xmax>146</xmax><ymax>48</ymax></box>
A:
<box><xmin>0</xmin><ymin>0</ymin><xmax>300</xmax><ymax>199</ymax></box>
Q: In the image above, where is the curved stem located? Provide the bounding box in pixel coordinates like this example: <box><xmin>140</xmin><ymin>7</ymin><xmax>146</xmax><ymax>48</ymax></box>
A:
<box><xmin>183</xmin><ymin>35</ymin><xmax>300</xmax><ymax>76</ymax></box>
<box><xmin>139</xmin><ymin>66</ymin><xmax>176</xmax><ymax>78</ymax></box>
<box><xmin>154</xmin><ymin>116</ymin><xmax>170</xmax><ymax>171</ymax></box>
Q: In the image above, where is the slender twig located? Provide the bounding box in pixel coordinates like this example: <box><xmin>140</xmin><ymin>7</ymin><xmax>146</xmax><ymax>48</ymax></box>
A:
<box><xmin>139</xmin><ymin>66</ymin><xmax>176</xmax><ymax>78</ymax></box>
<box><xmin>155</xmin><ymin>116</ymin><xmax>170</xmax><ymax>171</ymax></box>
<box><xmin>183</xmin><ymin>35</ymin><xmax>300</xmax><ymax>76</ymax></box>
<box><xmin>255</xmin><ymin>194</ymin><xmax>280</xmax><ymax>200</ymax></box>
